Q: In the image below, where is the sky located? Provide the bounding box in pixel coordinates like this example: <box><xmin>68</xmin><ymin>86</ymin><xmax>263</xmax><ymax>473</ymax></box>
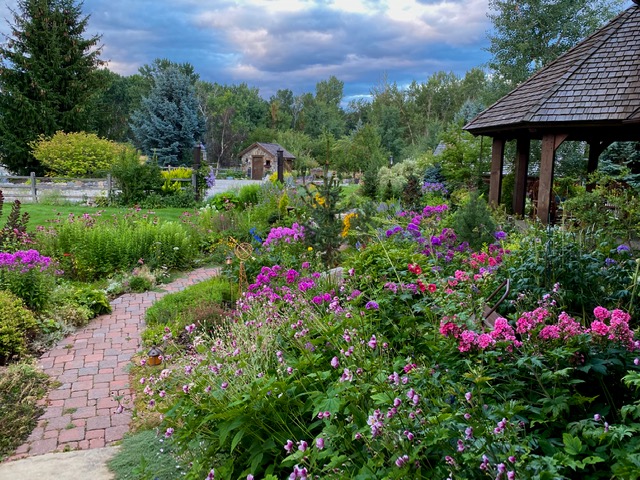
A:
<box><xmin>0</xmin><ymin>0</ymin><xmax>634</xmax><ymax>102</ymax></box>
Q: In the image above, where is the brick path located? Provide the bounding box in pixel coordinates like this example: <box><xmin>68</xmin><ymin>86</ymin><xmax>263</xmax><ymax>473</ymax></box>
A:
<box><xmin>6</xmin><ymin>267</ymin><xmax>220</xmax><ymax>460</ymax></box>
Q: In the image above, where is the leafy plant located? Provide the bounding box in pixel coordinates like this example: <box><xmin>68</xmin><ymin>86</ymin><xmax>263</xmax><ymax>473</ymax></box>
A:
<box><xmin>0</xmin><ymin>363</ymin><xmax>50</xmax><ymax>460</ymax></box>
<box><xmin>452</xmin><ymin>190</ymin><xmax>497</xmax><ymax>250</ymax></box>
<box><xmin>0</xmin><ymin>291</ymin><xmax>39</xmax><ymax>364</ymax></box>
<box><xmin>110</xmin><ymin>149</ymin><xmax>163</xmax><ymax>206</ymax></box>
<box><xmin>30</xmin><ymin>131</ymin><xmax>128</xmax><ymax>177</ymax></box>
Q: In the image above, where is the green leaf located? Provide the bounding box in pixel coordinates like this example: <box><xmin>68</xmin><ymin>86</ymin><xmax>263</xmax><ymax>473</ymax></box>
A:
<box><xmin>563</xmin><ymin>433</ymin><xmax>583</xmax><ymax>456</ymax></box>
<box><xmin>230</xmin><ymin>429</ymin><xmax>245</xmax><ymax>453</ymax></box>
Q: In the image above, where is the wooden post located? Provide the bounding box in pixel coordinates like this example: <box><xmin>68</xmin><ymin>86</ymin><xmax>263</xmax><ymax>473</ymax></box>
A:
<box><xmin>537</xmin><ymin>134</ymin><xmax>567</xmax><ymax>224</ymax></box>
<box><xmin>192</xmin><ymin>172</ymin><xmax>199</xmax><ymax>201</ymax></box>
<box><xmin>513</xmin><ymin>137</ymin><xmax>530</xmax><ymax>216</ymax></box>
<box><xmin>30</xmin><ymin>172</ymin><xmax>37</xmax><ymax>203</ymax></box>
<box><xmin>277</xmin><ymin>149</ymin><xmax>284</xmax><ymax>184</ymax></box>
<box><xmin>489</xmin><ymin>138</ymin><xmax>505</xmax><ymax>207</ymax></box>
<box><xmin>107</xmin><ymin>174</ymin><xmax>112</xmax><ymax>200</ymax></box>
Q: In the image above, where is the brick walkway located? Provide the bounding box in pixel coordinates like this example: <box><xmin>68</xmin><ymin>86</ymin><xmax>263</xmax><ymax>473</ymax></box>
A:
<box><xmin>6</xmin><ymin>267</ymin><xmax>220</xmax><ymax>460</ymax></box>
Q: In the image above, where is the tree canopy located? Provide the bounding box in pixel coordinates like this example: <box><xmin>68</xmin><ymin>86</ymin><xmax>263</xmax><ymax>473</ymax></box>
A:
<box><xmin>0</xmin><ymin>0</ymin><xmax>104</xmax><ymax>174</ymax></box>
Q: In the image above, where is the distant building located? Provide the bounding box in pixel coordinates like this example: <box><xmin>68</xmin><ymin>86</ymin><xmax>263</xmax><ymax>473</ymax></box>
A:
<box><xmin>239</xmin><ymin>142</ymin><xmax>295</xmax><ymax>180</ymax></box>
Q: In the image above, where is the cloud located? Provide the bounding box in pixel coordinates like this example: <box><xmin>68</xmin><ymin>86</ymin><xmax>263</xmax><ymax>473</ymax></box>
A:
<box><xmin>0</xmin><ymin>0</ymin><xmax>494</xmax><ymax>99</ymax></box>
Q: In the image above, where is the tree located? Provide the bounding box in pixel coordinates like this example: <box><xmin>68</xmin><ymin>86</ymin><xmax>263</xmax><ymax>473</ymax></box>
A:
<box><xmin>130</xmin><ymin>66</ymin><xmax>204</xmax><ymax>166</ymax></box>
<box><xmin>487</xmin><ymin>0</ymin><xmax>625</xmax><ymax>86</ymax></box>
<box><xmin>0</xmin><ymin>0</ymin><xmax>103</xmax><ymax>175</ymax></box>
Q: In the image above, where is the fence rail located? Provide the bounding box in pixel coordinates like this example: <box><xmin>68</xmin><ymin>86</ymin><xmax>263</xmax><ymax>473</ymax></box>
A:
<box><xmin>0</xmin><ymin>172</ymin><xmax>114</xmax><ymax>203</ymax></box>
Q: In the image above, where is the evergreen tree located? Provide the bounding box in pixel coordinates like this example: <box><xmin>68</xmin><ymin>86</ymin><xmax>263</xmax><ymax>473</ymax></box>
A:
<box><xmin>130</xmin><ymin>66</ymin><xmax>205</xmax><ymax>166</ymax></box>
<box><xmin>0</xmin><ymin>0</ymin><xmax>103</xmax><ymax>175</ymax></box>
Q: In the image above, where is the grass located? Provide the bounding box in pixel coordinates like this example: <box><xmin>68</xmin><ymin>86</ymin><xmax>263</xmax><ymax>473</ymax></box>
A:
<box><xmin>0</xmin><ymin>203</ymin><xmax>197</xmax><ymax>231</ymax></box>
<box><xmin>0</xmin><ymin>362</ymin><xmax>51</xmax><ymax>460</ymax></box>
<box><xmin>107</xmin><ymin>430</ymin><xmax>186</xmax><ymax>480</ymax></box>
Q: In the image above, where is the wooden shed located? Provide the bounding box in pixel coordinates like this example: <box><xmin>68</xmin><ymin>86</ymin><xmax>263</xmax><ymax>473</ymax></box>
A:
<box><xmin>464</xmin><ymin>1</ymin><xmax>640</xmax><ymax>224</ymax></box>
<box><xmin>239</xmin><ymin>142</ymin><xmax>295</xmax><ymax>180</ymax></box>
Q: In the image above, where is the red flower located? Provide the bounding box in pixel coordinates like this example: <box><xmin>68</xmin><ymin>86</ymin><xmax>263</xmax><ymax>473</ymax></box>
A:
<box><xmin>427</xmin><ymin>283</ymin><xmax>437</xmax><ymax>293</ymax></box>
<box><xmin>417</xmin><ymin>280</ymin><xmax>426</xmax><ymax>292</ymax></box>
<box><xmin>408</xmin><ymin>263</ymin><xmax>422</xmax><ymax>275</ymax></box>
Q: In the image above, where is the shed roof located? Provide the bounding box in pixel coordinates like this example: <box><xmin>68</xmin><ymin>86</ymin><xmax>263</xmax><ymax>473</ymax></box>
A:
<box><xmin>464</xmin><ymin>3</ymin><xmax>640</xmax><ymax>138</ymax></box>
<box><xmin>239</xmin><ymin>142</ymin><xmax>296</xmax><ymax>160</ymax></box>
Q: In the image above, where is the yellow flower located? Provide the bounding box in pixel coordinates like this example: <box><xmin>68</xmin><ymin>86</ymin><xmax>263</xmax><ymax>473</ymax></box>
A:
<box><xmin>308</xmin><ymin>246</ymin><xmax>313</xmax><ymax>251</ymax></box>
<box><xmin>341</xmin><ymin>212</ymin><xmax>358</xmax><ymax>237</ymax></box>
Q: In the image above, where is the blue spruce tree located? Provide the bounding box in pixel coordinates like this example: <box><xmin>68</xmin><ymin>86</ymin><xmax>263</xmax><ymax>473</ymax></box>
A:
<box><xmin>130</xmin><ymin>66</ymin><xmax>204</xmax><ymax>166</ymax></box>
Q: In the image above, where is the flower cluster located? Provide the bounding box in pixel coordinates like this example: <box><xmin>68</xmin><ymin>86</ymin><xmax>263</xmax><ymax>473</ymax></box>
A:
<box><xmin>422</xmin><ymin>182</ymin><xmax>448</xmax><ymax>195</ymax></box>
<box><xmin>263</xmin><ymin>223</ymin><xmax>305</xmax><ymax>249</ymax></box>
<box><xmin>441</xmin><ymin>306</ymin><xmax>638</xmax><ymax>353</ymax></box>
<box><xmin>0</xmin><ymin>249</ymin><xmax>56</xmax><ymax>273</ymax></box>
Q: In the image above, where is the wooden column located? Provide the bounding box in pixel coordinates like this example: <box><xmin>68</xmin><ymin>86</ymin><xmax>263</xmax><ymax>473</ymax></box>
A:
<box><xmin>489</xmin><ymin>138</ymin><xmax>505</xmax><ymax>207</ymax></box>
<box><xmin>512</xmin><ymin>137</ymin><xmax>530</xmax><ymax>216</ymax></box>
<box><xmin>537</xmin><ymin>134</ymin><xmax>567</xmax><ymax>224</ymax></box>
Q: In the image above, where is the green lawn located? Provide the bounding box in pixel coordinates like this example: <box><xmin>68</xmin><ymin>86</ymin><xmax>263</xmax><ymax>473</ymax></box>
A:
<box><xmin>0</xmin><ymin>203</ymin><xmax>197</xmax><ymax>230</ymax></box>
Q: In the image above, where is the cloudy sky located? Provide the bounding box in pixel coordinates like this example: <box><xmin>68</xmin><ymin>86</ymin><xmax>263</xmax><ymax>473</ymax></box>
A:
<box><xmin>0</xmin><ymin>0</ymin><xmax>633</xmax><ymax>101</ymax></box>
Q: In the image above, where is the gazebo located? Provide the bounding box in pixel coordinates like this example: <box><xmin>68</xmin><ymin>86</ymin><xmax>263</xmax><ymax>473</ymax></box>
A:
<box><xmin>463</xmin><ymin>0</ymin><xmax>640</xmax><ymax>224</ymax></box>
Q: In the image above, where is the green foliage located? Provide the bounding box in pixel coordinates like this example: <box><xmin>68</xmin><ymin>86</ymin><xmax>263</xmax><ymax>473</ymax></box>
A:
<box><xmin>401</xmin><ymin>174</ymin><xmax>423</xmax><ymax>211</ymax></box>
<box><xmin>237</xmin><ymin>184</ymin><xmax>261</xmax><ymax>208</ymax></box>
<box><xmin>38</xmin><ymin>211</ymin><xmax>197</xmax><ymax>281</ymax></box>
<box><xmin>107</xmin><ymin>430</ymin><xmax>185</xmax><ymax>480</ymax></box>
<box><xmin>110</xmin><ymin>149</ymin><xmax>163</xmax><ymax>206</ymax></box>
<box><xmin>143</xmin><ymin>276</ymin><xmax>235</xmax><ymax>346</ymax></box>
<box><xmin>452</xmin><ymin>191</ymin><xmax>497</xmax><ymax>249</ymax></box>
<box><xmin>0</xmin><ymin>0</ymin><xmax>104</xmax><ymax>175</ymax></box>
<box><xmin>562</xmin><ymin>174</ymin><xmax>640</xmax><ymax>241</ymax></box>
<box><xmin>130</xmin><ymin>65</ymin><xmax>205</xmax><ymax>166</ymax></box>
<box><xmin>304</xmin><ymin>173</ymin><xmax>344</xmax><ymax>268</ymax></box>
<box><xmin>0</xmin><ymin>363</ymin><xmax>50</xmax><ymax>460</ymax></box>
<box><xmin>499</xmin><ymin>225</ymin><xmax>640</xmax><ymax>318</ymax></box>
<box><xmin>361</xmin><ymin>167</ymin><xmax>379</xmax><ymax>200</ymax></box>
<box><xmin>0</xmin><ymin>194</ymin><xmax>32</xmax><ymax>252</ymax></box>
<box><xmin>0</xmin><ymin>291</ymin><xmax>39</xmax><ymax>364</ymax></box>
<box><xmin>30</xmin><ymin>131</ymin><xmax>129</xmax><ymax>177</ymax></box>
<box><xmin>487</xmin><ymin>0</ymin><xmax>625</xmax><ymax>86</ymax></box>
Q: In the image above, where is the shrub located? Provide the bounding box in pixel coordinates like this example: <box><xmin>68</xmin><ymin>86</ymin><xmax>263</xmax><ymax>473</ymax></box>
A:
<box><xmin>237</xmin><ymin>184</ymin><xmax>261</xmax><ymax>208</ymax></box>
<box><xmin>142</xmin><ymin>275</ymin><xmax>236</xmax><ymax>346</ymax></box>
<box><xmin>110</xmin><ymin>150</ymin><xmax>163</xmax><ymax>206</ymax></box>
<box><xmin>452</xmin><ymin>190</ymin><xmax>497</xmax><ymax>250</ymax></box>
<box><xmin>0</xmin><ymin>250</ymin><xmax>60</xmax><ymax>311</ymax></box>
<box><xmin>0</xmin><ymin>291</ymin><xmax>39</xmax><ymax>364</ymax></box>
<box><xmin>31</xmin><ymin>131</ymin><xmax>129</xmax><ymax>177</ymax></box>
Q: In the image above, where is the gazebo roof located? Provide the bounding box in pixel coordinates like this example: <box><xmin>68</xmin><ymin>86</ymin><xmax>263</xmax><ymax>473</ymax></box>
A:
<box><xmin>464</xmin><ymin>3</ymin><xmax>640</xmax><ymax>139</ymax></box>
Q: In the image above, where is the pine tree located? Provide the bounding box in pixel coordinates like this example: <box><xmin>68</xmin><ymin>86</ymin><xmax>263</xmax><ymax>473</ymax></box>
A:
<box><xmin>130</xmin><ymin>66</ymin><xmax>205</xmax><ymax>166</ymax></box>
<box><xmin>0</xmin><ymin>0</ymin><xmax>103</xmax><ymax>175</ymax></box>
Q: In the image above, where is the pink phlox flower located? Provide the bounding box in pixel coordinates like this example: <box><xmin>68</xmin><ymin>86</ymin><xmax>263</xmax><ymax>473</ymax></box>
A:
<box><xmin>458</xmin><ymin>330</ymin><xmax>477</xmax><ymax>352</ymax></box>
<box><xmin>538</xmin><ymin>325</ymin><xmax>561</xmax><ymax>340</ymax></box>
<box><xmin>490</xmin><ymin>317</ymin><xmax>516</xmax><ymax>342</ymax></box>
<box><xmin>590</xmin><ymin>320</ymin><xmax>610</xmax><ymax>336</ymax></box>
<box><xmin>476</xmin><ymin>333</ymin><xmax>495</xmax><ymax>349</ymax></box>
<box><xmin>593</xmin><ymin>306</ymin><xmax>611</xmax><ymax>321</ymax></box>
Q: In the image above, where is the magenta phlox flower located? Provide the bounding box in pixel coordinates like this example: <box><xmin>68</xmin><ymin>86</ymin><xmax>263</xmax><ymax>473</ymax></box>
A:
<box><xmin>538</xmin><ymin>324</ymin><xmax>561</xmax><ymax>340</ymax></box>
<box><xmin>476</xmin><ymin>333</ymin><xmax>495</xmax><ymax>349</ymax></box>
<box><xmin>594</xmin><ymin>306</ymin><xmax>611</xmax><ymax>321</ymax></box>
<box><xmin>458</xmin><ymin>330</ymin><xmax>477</xmax><ymax>352</ymax></box>
<box><xmin>590</xmin><ymin>320</ymin><xmax>610</xmax><ymax>337</ymax></box>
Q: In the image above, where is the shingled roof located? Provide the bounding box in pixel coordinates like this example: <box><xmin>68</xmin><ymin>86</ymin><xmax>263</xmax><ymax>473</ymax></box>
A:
<box><xmin>464</xmin><ymin>3</ymin><xmax>640</xmax><ymax>138</ymax></box>
<box><xmin>239</xmin><ymin>142</ymin><xmax>296</xmax><ymax>160</ymax></box>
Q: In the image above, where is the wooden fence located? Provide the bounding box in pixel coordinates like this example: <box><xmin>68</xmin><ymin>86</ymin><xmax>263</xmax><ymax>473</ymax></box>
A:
<box><xmin>0</xmin><ymin>172</ymin><xmax>197</xmax><ymax>203</ymax></box>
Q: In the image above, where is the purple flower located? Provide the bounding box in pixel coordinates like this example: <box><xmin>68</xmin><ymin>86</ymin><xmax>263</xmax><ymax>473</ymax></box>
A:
<box><xmin>494</xmin><ymin>231</ymin><xmax>507</xmax><ymax>240</ymax></box>
<box><xmin>284</xmin><ymin>439</ymin><xmax>295</xmax><ymax>453</ymax></box>
<box><xmin>617</xmin><ymin>244</ymin><xmax>630</xmax><ymax>253</ymax></box>
<box><xmin>221</xmin><ymin>382</ymin><xmax>229</xmax><ymax>390</ymax></box>
<box><xmin>367</xmin><ymin>335</ymin><xmax>378</xmax><ymax>349</ymax></box>
<box><xmin>365</xmin><ymin>301</ymin><xmax>379</xmax><ymax>310</ymax></box>
<box><xmin>315</xmin><ymin>437</ymin><xmax>325</xmax><ymax>449</ymax></box>
<box><xmin>206</xmin><ymin>468</ymin><xmax>215</xmax><ymax>480</ymax></box>
<box><xmin>331</xmin><ymin>356</ymin><xmax>340</xmax><ymax>368</ymax></box>
<box><xmin>395</xmin><ymin>454</ymin><xmax>409</xmax><ymax>468</ymax></box>
<box><xmin>164</xmin><ymin>427</ymin><xmax>174</xmax><ymax>438</ymax></box>
<box><xmin>298</xmin><ymin>440</ymin><xmax>308</xmax><ymax>452</ymax></box>
<box><xmin>185</xmin><ymin>323</ymin><xmax>196</xmax><ymax>334</ymax></box>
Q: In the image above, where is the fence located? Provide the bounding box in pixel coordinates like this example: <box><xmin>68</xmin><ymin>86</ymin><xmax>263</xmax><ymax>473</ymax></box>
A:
<box><xmin>0</xmin><ymin>172</ymin><xmax>197</xmax><ymax>203</ymax></box>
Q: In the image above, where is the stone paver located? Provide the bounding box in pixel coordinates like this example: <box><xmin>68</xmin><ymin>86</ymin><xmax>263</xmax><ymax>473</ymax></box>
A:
<box><xmin>3</xmin><ymin>266</ymin><xmax>219</xmax><ymax>462</ymax></box>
